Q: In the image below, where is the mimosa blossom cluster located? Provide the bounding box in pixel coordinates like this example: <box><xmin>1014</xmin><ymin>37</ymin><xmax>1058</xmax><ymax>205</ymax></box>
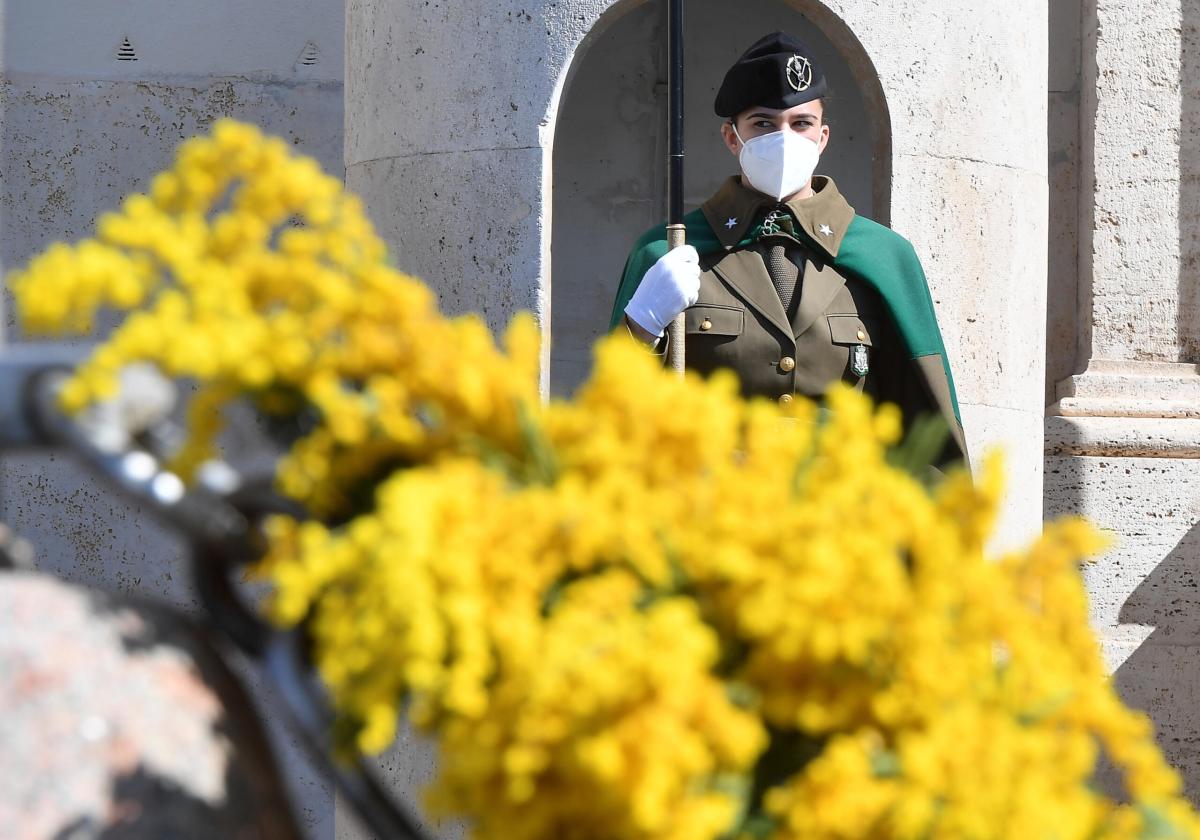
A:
<box><xmin>12</xmin><ymin>120</ymin><xmax>1197</xmax><ymax>840</ymax></box>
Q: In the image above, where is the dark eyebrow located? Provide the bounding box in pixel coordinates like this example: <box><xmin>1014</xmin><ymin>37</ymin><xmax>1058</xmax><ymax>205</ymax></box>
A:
<box><xmin>745</xmin><ymin>111</ymin><xmax>817</xmax><ymax>121</ymax></box>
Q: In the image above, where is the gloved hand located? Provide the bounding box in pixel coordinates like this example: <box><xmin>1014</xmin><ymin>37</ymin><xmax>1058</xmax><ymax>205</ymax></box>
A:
<box><xmin>623</xmin><ymin>245</ymin><xmax>701</xmax><ymax>338</ymax></box>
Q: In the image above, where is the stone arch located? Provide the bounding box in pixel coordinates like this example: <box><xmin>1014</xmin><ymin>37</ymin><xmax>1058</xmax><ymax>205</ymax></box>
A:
<box><xmin>546</xmin><ymin>0</ymin><xmax>892</xmax><ymax>396</ymax></box>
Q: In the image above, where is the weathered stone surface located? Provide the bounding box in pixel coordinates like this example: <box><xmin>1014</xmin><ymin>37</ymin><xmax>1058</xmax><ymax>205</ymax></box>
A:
<box><xmin>3</xmin><ymin>1</ymin><xmax>342</xmax><ymax>82</ymax></box>
<box><xmin>1047</xmin><ymin>415</ymin><xmax>1200</xmax><ymax>458</ymax></box>
<box><xmin>892</xmin><ymin>158</ymin><xmax>1047</xmax><ymax>413</ymax></box>
<box><xmin>891</xmin><ymin>152</ymin><xmax>1047</xmax><ymax>538</ymax></box>
<box><xmin>0</xmin><ymin>13</ymin><xmax>347</xmax><ymax>830</ymax></box>
<box><xmin>0</xmin><ymin>75</ymin><xmax>343</xmax><ymax>297</ymax></box>
<box><xmin>1046</xmin><ymin>452</ymin><xmax>1200</xmax><ymax>800</ymax></box>
<box><xmin>963</xmin><ymin>404</ymin><xmax>1045</xmax><ymax>551</ymax></box>
<box><xmin>1068</xmin><ymin>0</ymin><xmax>1191</xmax><ymax>372</ymax></box>
<box><xmin>0</xmin><ymin>571</ymin><xmax>303</xmax><ymax>839</ymax></box>
<box><xmin>348</xmin><ymin>149</ymin><xmax>546</xmax><ymax>337</ymax></box>
<box><xmin>1047</xmin><ymin>0</ymin><xmax>1083</xmax><ymax>405</ymax></box>
<box><xmin>1046</xmin><ymin>455</ymin><xmax>1200</xmax><ymax>633</ymax></box>
<box><xmin>1054</xmin><ymin>360</ymin><xmax>1200</xmax><ymax>418</ymax></box>
<box><xmin>1114</xmin><ymin>642</ymin><xmax>1200</xmax><ymax>802</ymax></box>
<box><xmin>1102</xmin><ymin>3</ymin><xmax>1186</xmax><ymax>365</ymax></box>
<box><xmin>821</xmin><ymin>0</ymin><xmax>1047</xmax><ymax>177</ymax></box>
<box><xmin>1044</xmin><ymin>0</ymin><xmax>1200</xmax><ymax>803</ymax></box>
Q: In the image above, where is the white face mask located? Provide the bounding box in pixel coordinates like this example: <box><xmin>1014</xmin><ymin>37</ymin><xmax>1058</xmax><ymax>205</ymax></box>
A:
<box><xmin>733</xmin><ymin>125</ymin><xmax>821</xmax><ymax>202</ymax></box>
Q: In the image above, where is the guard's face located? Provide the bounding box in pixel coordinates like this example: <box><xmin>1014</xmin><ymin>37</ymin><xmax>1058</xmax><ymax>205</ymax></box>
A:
<box><xmin>721</xmin><ymin>101</ymin><xmax>830</xmax><ymax>157</ymax></box>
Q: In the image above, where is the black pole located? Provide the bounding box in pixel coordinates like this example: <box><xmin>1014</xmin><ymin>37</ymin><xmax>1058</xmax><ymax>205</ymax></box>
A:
<box><xmin>666</xmin><ymin>0</ymin><xmax>684</xmax><ymax>228</ymax></box>
<box><xmin>665</xmin><ymin>0</ymin><xmax>686</xmax><ymax>373</ymax></box>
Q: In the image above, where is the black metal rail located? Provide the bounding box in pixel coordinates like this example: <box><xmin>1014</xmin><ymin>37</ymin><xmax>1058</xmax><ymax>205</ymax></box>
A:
<box><xmin>12</xmin><ymin>358</ymin><xmax>430</xmax><ymax>840</ymax></box>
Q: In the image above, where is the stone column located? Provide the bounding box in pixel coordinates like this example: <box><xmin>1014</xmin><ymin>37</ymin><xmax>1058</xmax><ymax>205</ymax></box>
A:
<box><xmin>344</xmin><ymin>0</ymin><xmax>577</xmax><ymax>392</ymax></box>
<box><xmin>1054</xmin><ymin>0</ymin><xmax>1199</xmax><ymax>420</ymax></box>
<box><xmin>836</xmin><ymin>0</ymin><xmax>1049</xmax><ymax>547</ymax></box>
<box><xmin>1046</xmin><ymin>0</ymin><xmax>1200</xmax><ymax>799</ymax></box>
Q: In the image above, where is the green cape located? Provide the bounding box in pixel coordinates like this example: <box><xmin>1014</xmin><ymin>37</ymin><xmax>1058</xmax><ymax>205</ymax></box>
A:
<box><xmin>609</xmin><ymin>208</ymin><xmax>961</xmax><ymax>422</ymax></box>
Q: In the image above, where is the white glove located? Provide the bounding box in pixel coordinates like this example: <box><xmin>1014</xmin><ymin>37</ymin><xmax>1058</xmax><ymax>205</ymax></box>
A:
<box><xmin>624</xmin><ymin>245</ymin><xmax>701</xmax><ymax>338</ymax></box>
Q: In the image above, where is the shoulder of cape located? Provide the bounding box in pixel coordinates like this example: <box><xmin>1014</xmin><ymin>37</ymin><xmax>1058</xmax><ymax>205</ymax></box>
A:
<box><xmin>835</xmin><ymin>215</ymin><xmax>963</xmax><ymax>423</ymax></box>
<box><xmin>838</xmin><ymin>214</ymin><xmax>921</xmax><ymax>272</ymax></box>
<box><xmin>609</xmin><ymin>210</ymin><xmax>723</xmax><ymax>329</ymax></box>
<box><xmin>833</xmin><ymin>215</ymin><xmax>943</xmax><ymax>358</ymax></box>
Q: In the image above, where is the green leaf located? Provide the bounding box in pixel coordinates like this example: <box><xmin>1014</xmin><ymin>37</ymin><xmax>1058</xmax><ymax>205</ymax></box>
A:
<box><xmin>515</xmin><ymin>399</ymin><xmax>559</xmax><ymax>485</ymax></box>
<box><xmin>1138</xmin><ymin>804</ymin><xmax>1189</xmax><ymax>840</ymax></box>
<box><xmin>731</xmin><ymin>813</ymin><xmax>779</xmax><ymax>840</ymax></box>
<box><xmin>886</xmin><ymin>412</ymin><xmax>950</xmax><ymax>481</ymax></box>
<box><xmin>724</xmin><ymin>680</ymin><xmax>760</xmax><ymax>710</ymax></box>
<box><xmin>790</xmin><ymin>407</ymin><xmax>830</xmax><ymax>497</ymax></box>
<box><xmin>871</xmin><ymin>749</ymin><xmax>901</xmax><ymax>778</ymax></box>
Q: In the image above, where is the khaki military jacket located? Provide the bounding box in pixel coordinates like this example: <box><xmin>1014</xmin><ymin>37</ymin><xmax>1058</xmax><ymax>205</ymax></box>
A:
<box><xmin>671</xmin><ymin>176</ymin><xmax>966</xmax><ymax>464</ymax></box>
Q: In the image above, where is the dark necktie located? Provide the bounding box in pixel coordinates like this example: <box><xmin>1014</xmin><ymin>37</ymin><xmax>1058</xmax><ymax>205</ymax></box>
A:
<box><xmin>764</xmin><ymin>240</ymin><xmax>799</xmax><ymax>314</ymax></box>
<box><xmin>760</xmin><ymin>209</ymin><xmax>801</xmax><ymax>314</ymax></box>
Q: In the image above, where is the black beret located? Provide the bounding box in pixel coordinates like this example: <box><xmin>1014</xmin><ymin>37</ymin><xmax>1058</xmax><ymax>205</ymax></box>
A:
<box><xmin>713</xmin><ymin>31</ymin><xmax>828</xmax><ymax>118</ymax></box>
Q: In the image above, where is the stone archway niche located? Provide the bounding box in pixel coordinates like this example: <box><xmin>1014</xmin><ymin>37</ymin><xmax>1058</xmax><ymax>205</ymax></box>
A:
<box><xmin>548</xmin><ymin>0</ymin><xmax>892</xmax><ymax>395</ymax></box>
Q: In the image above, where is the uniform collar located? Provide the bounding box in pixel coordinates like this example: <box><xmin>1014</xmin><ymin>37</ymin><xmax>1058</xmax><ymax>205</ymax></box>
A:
<box><xmin>700</xmin><ymin>175</ymin><xmax>855</xmax><ymax>259</ymax></box>
<box><xmin>700</xmin><ymin>176</ymin><xmax>773</xmax><ymax>249</ymax></box>
<box><xmin>782</xmin><ymin>176</ymin><xmax>855</xmax><ymax>259</ymax></box>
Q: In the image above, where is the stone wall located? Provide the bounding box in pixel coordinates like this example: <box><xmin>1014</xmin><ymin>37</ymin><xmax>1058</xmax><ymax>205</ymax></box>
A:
<box><xmin>1047</xmin><ymin>0</ymin><xmax>1083</xmax><ymax>405</ymax></box>
<box><xmin>0</xmin><ymin>2</ymin><xmax>346</xmax><ymax>837</ymax></box>
<box><xmin>1046</xmin><ymin>0</ymin><xmax>1200</xmax><ymax>800</ymax></box>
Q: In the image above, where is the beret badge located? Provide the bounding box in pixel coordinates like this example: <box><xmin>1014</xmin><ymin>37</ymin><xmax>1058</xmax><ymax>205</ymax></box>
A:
<box><xmin>786</xmin><ymin>54</ymin><xmax>812</xmax><ymax>92</ymax></box>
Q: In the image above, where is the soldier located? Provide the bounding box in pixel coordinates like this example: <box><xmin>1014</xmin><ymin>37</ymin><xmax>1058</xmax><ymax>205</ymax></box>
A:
<box><xmin>610</xmin><ymin>31</ymin><xmax>967</xmax><ymax>465</ymax></box>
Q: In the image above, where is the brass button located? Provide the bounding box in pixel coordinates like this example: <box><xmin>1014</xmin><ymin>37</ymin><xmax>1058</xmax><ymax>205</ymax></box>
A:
<box><xmin>779</xmin><ymin>356</ymin><xmax>796</xmax><ymax>372</ymax></box>
<box><xmin>700</xmin><ymin>319</ymin><xmax>712</xmax><ymax>331</ymax></box>
<box><xmin>778</xmin><ymin>393</ymin><xmax>793</xmax><ymax>405</ymax></box>
<box><xmin>856</xmin><ymin>329</ymin><xmax>866</xmax><ymax>341</ymax></box>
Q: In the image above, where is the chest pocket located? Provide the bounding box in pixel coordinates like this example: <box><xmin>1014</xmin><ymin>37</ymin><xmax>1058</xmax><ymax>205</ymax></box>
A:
<box><xmin>827</xmin><ymin>313</ymin><xmax>873</xmax><ymax>381</ymax></box>
<box><xmin>686</xmin><ymin>304</ymin><xmax>744</xmax><ymax>336</ymax></box>
<box><xmin>827</xmin><ymin>314</ymin><xmax>873</xmax><ymax>346</ymax></box>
